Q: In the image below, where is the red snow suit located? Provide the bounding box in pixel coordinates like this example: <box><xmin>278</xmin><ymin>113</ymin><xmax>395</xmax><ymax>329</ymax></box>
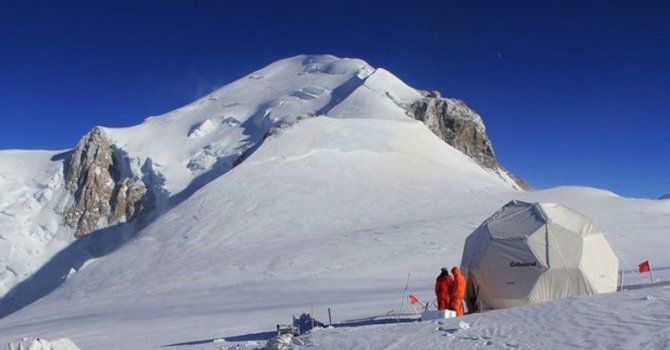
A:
<box><xmin>450</xmin><ymin>267</ymin><xmax>466</xmax><ymax>316</ymax></box>
<box><xmin>435</xmin><ymin>272</ymin><xmax>454</xmax><ymax>310</ymax></box>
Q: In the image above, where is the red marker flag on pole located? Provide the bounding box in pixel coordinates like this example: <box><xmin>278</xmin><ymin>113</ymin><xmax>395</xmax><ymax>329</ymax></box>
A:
<box><xmin>639</xmin><ymin>260</ymin><xmax>650</xmax><ymax>273</ymax></box>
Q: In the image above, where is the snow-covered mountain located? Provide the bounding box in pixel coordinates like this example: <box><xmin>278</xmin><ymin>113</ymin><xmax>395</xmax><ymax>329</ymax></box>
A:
<box><xmin>661</xmin><ymin>193</ymin><xmax>670</xmax><ymax>200</ymax></box>
<box><xmin>0</xmin><ymin>55</ymin><xmax>521</xmax><ymax>303</ymax></box>
<box><xmin>1</xmin><ymin>55</ymin><xmax>669</xmax><ymax>349</ymax></box>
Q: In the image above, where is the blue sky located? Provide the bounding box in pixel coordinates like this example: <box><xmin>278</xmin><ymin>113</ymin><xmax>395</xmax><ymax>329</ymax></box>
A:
<box><xmin>1</xmin><ymin>1</ymin><xmax>668</xmax><ymax>198</ymax></box>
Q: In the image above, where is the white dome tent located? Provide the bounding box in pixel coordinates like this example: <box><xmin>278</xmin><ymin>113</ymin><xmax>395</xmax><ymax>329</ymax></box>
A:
<box><xmin>460</xmin><ymin>200</ymin><xmax>619</xmax><ymax>311</ymax></box>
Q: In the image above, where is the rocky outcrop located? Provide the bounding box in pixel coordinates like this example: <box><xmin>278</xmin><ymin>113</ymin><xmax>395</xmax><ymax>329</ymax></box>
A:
<box><xmin>110</xmin><ymin>178</ymin><xmax>147</xmax><ymax>224</ymax></box>
<box><xmin>661</xmin><ymin>193</ymin><xmax>670</xmax><ymax>200</ymax></box>
<box><xmin>265</xmin><ymin>114</ymin><xmax>316</xmax><ymax>138</ymax></box>
<box><xmin>407</xmin><ymin>91</ymin><xmax>527</xmax><ymax>189</ymax></box>
<box><xmin>64</xmin><ymin>128</ymin><xmax>115</xmax><ymax>237</ymax></box>
<box><xmin>64</xmin><ymin>127</ymin><xmax>150</xmax><ymax>237</ymax></box>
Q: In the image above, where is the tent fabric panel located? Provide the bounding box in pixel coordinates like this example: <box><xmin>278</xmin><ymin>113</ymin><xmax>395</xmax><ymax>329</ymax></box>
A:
<box><xmin>529</xmin><ymin>268</ymin><xmax>595</xmax><ymax>303</ymax></box>
<box><xmin>486</xmin><ymin>201</ymin><xmax>546</xmax><ymax>239</ymax></box>
<box><xmin>472</xmin><ymin>239</ymin><xmax>544</xmax><ymax>308</ymax></box>
<box><xmin>544</xmin><ymin>221</ymin><xmax>584</xmax><ymax>268</ymax></box>
<box><xmin>579</xmin><ymin>233</ymin><xmax>619</xmax><ymax>293</ymax></box>
<box><xmin>461</xmin><ymin>226</ymin><xmax>492</xmax><ymax>311</ymax></box>
<box><xmin>540</xmin><ymin>203</ymin><xmax>599</xmax><ymax>236</ymax></box>
<box><xmin>526</xmin><ymin>225</ymin><xmax>549</xmax><ymax>268</ymax></box>
<box><xmin>461</xmin><ymin>225</ymin><xmax>491</xmax><ymax>274</ymax></box>
<box><xmin>482</xmin><ymin>296</ymin><xmax>531</xmax><ymax>311</ymax></box>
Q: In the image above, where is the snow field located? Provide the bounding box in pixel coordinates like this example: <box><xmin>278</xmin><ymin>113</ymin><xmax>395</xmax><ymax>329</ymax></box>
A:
<box><xmin>1</xmin><ymin>55</ymin><xmax>669</xmax><ymax>349</ymax></box>
<box><xmin>1</xmin><ymin>116</ymin><xmax>668</xmax><ymax>347</ymax></box>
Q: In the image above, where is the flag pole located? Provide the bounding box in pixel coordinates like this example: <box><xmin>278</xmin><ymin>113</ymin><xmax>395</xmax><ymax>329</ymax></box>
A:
<box><xmin>649</xmin><ymin>264</ymin><xmax>655</xmax><ymax>284</ymax></box>
<box><xmin>398</xmin><ymin>273</ymin><xmax>411</xmax><ymax>316</ymax></box>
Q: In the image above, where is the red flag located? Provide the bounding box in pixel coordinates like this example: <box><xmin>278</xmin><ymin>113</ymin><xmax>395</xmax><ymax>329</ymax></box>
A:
<box><xmin>408</xmin><ymin>294</ymin><xmax>420</xmax><ymax>305</ymax></box>
<box><xmin>639</xmin><ymin>260</ymin><xmax>650</xmax><ymax>273</ymax></box>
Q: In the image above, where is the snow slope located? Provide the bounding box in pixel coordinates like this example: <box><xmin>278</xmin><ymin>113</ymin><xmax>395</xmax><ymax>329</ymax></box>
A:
<box><xmin>99</xmin><ymin>55</ymin><xmax>423</xmax><ymax>195</ymax></box>
<box><xmin>0</xmin><ymin>55</ymin><xmax>424</xmax><ymax>299</ymax></box>
<box><xmin>1</xmin><ymin>121</ymin><xmax>669</xmax><ymax>348</ymax></box>
<box><xmin>0</xmin><ymin>150</ymin><xmax>73</xmax><ymax>295</ymax></box>
<box><xmin>0</xmin><ymin>55</ymin><xmax>669</xmax><ymax>348</ymax></box>
<box><xmin>0</xmin><ymin>54</ymin><xmax>520</xmax><ymax>302</ymax></box>
<box><xmin>302</xmin><ymin>285</ymin><xmax>670</xmax><ymax>350</ymax></box>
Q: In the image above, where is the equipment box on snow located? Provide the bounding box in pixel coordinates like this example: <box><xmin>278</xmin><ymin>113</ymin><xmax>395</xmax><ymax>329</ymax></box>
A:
<box><xmin>421</xmin><ymin>310</ymin><xmax>456</xmax><ymax>321</ymax></box>
<box><xmin>276</xmin><ymin>324</ymin><xmax>299</xmax><ymax>336</ymax></box>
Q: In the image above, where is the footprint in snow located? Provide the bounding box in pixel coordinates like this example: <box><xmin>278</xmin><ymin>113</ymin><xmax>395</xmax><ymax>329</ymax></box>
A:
<box><xmin>458</xmin><ymin>335</ymin><xmax>481</xmax><ymax>341</ymax></box>
<box><xmin>441</xmin><ymin>328</ymin><xmax>459</xmax><ymax>334</ymax></box>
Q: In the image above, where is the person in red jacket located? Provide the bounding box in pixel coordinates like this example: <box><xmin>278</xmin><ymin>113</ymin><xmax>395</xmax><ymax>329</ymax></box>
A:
<box><xmin>450</xmin><ymin>266</ymin><xmax>466</xmax><ymax>316</ymax></box>
<box><xmin>435</xmin><ymin>267</ymin><xmax>453</xmax><ymax>310</ymax></box>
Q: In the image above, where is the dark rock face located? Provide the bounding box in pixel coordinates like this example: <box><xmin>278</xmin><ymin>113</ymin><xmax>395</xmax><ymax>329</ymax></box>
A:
<box><xmin>64</xmin><ymin>127</ymin><xmax>150</xmax><ymax>237</ymax></box>
<box><xmin>110</xmin><ymin>178</ymin><xmax>147</xmax><ymax>224</ymax></box>
<box><xmin>661</xmin><ymin>193</ymin><xmax>670</xmax><ymax>200</ymax></box>
<box><xmin>265</xmin><ymin>114</ymin><xmax>316</xmax><ymax>139</ymax></box>
<box><xmin>64</xmin><ymin>128</ymin><xmax>115</xmax><ymax>237</ymax></box>
<box><xmin>409</xmin><ymin>92</ymin><xmax>496</xmax><ymax>168</ymax></box>
<box><xmin>407</xmin><ymin>91</ymin><xmax>527</xmax><ymax>189</ymax></box>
